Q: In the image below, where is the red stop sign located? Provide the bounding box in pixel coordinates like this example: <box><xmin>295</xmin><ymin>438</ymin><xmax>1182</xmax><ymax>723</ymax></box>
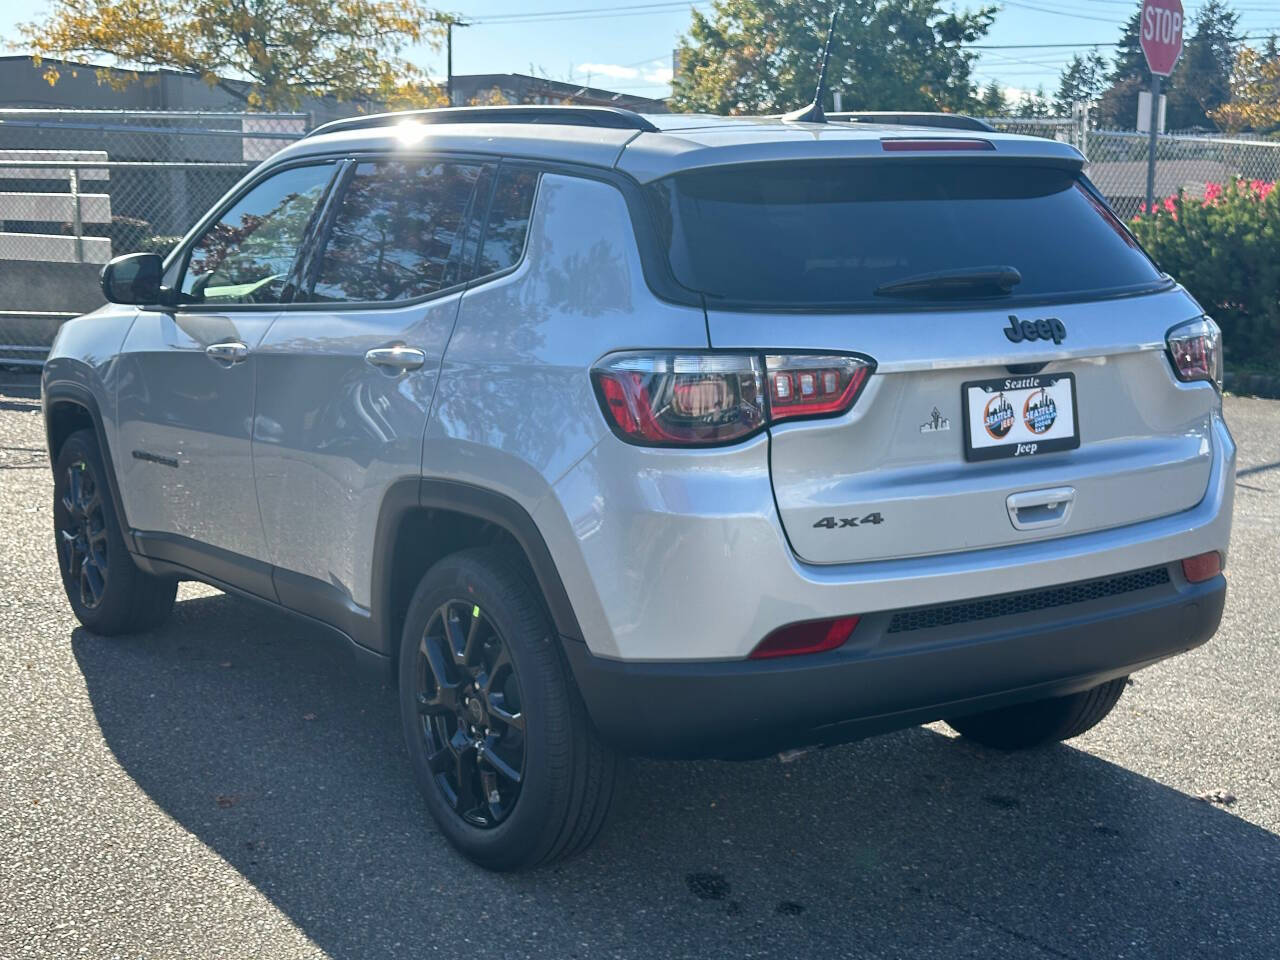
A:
<box><xmin>1141</xmin><ymin>0</ymin><xmax>1185</xmax><ymax>77</ymax></box>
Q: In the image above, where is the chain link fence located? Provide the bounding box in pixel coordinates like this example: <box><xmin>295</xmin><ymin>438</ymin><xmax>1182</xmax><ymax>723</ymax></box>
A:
<box><xmin>986</xmin><ymin>116</ymin><xmax>1280</xmax><ymax>221</ymax></box>
<box><xmin>5</xmin><ymin>108</ymin><xmax>1280</xmax><ymax>367</ymax></box>
<box><xmin>984</xmin><ymin>117</ymin><xmax>1087</xmax><ymax>152</ymax></box>
<box><xmin>0</xmin><ymin>109</ymin><xmax>307</xmax><ymax>366</ymax></box>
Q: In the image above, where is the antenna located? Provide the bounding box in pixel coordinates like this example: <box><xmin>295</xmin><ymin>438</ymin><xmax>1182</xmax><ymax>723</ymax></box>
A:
<box><xmin>782</xmin><ymin>4</ymin><xmax>841</xmax><ymax>124</ymax></box>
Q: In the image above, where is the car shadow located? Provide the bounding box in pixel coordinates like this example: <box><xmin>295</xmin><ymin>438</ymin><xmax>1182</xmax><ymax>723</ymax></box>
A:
<box><xmin>73</xmin><ymin>592</ymin><xmax>1280</xmax><ymax>959</ymax></box>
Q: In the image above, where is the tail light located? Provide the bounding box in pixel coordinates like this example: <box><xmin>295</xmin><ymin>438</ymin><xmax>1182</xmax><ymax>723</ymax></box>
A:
<box><xmin>1166</xmin><ymin>317</ymin><xmax>1222</xmax><ymax>387</ymax></box>
<box><xmin>591</xmin><ymin>353</ymin><xmax>765</xmax><ymax>446</ymax></box>
<box><xmin>749</xmin><ymin>616</ymin><xmax>860</xmax><ymax>660</ymax></box>
<box><xmin>591</xmin><ymin>352</ymin><xmax>873</xmax><ymax>447</ymax></box>
<box><xmin>765</xmin><ymin>354</ymin><xmax>872</xmax><ymax>422</ymax></box>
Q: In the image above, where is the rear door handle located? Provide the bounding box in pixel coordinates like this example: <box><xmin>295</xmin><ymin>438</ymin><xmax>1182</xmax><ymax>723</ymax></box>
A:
<box><xmin>205</xmin><ymin>341</ymin><xmax>249</xmax><ymax>365</ymax></box>
<box><xmin>1007</xmin><ymin>486</ymin><xmax>1075</xmax><ymax>531</ymax></box>
<box><xmin>365</xmin><ymin>345</ymin><xmax>426</xmax><ymax>373</ymax></box>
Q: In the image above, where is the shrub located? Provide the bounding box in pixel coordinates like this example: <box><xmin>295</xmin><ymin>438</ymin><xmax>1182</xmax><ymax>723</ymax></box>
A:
<box><xmin>106</xmin><ymin>215</ymin><xmax>152</xmax><ymax>254</ymax></box>
<box><xmin>138</xmin><ymin>235</ymin><xmax>184</xmax><ymax>258</ymax></box>
<box><xmin>1130</xmin><ymin>179</ymin><xmax>1280</xmax><ymax>372</ymax></box>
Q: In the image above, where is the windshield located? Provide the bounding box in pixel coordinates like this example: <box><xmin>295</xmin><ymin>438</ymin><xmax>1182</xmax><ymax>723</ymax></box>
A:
<box><xmin>645</xmin><ymin>161</ymin><xmax>1164</xmax><ymax>308</ymax></box>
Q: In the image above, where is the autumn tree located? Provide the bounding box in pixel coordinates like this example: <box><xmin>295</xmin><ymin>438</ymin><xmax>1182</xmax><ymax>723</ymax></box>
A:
<box><xmin>671</xmin><ymin>0</ymin><xmax>998</xmax><ymax>115</ymax></box>
<box><xmin>19</xmin><ymin>0</ymin><xmax>447</xmax><ymax>110</ymax></box>
<box><xmin>1210</xmin><ymin>44</ymin><xmax>1280</xmax><ymax>133</ymax></box>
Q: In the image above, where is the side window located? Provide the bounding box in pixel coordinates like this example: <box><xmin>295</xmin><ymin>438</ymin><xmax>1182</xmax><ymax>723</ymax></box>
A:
<box><xmin>180</xmin><ymin>163</ymin><xmax>333</xmax><ymax>305</ymax></box>
<box><xmin>309</xmin><ymin>160</ymin><xmax>482</xmax><ymax>303</ymax></box>
<box><xmin>475</xmin><ymin>167</ymin><xmax>539</xmax><ymax>278</ymax></box>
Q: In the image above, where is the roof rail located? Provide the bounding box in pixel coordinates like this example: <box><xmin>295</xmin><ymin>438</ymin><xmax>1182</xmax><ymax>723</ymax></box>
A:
<box><xmin>306</xmin><ymin>104</ymin><xmax>660</xmax><ymax>139</ymax></box>
<box><xmin>827</xmin><ymin>112</ymin><xmax>996</xmax><ymax>133</ymax></box>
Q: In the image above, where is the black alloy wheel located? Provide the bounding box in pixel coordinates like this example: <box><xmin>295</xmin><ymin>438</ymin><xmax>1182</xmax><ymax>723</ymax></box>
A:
<box><xmin>51</xmin><ymin>428</ymin><xmax>176</xmax><ymax>635</ymax></box>
<box><xmin>414</xmin><ymin>599</ymin><xmax>526</xmax><ymax>828</ymax></box>
<box><xmin>57</xmin><ymin>459</ymin><xmax>109</xmax><ymax>610</ymax></box>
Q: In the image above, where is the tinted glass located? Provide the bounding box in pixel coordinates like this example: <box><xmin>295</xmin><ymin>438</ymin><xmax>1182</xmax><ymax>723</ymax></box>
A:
<box><xmin>475</xmin><ymin>168</ymin><xmax>539</xmax><ymax>277</ymax></box>
<box><xmin>181</xmin><ymin>163</ymin><xmax>333</xmax><ymax>305</ymax></box>
<box><xmin>310</xmin><ymin>160</ymin><xmax>481</xmax><ymax>303</ymax></box>
<box><xmin>646</xmin><ymin>163</ymin><xmax>1163</xmax><ymax>307</ymax></box>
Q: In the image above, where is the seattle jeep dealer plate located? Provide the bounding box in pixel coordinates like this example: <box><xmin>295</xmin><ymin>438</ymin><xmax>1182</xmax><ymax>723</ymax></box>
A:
<box><xmin>961</xmin><ymin>373</ymin><xmax>1079</xmax><ymax>462</ymax></box>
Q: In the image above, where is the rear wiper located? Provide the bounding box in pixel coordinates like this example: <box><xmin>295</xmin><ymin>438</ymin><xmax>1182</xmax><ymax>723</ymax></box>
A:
<box><xmin>874</xmin><ymin>265</ymin><xmax>1022</xmax><ymax>299</ymax></box>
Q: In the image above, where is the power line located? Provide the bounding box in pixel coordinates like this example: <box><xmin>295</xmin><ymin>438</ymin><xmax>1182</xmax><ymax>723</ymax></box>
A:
<box><xmin>999</xmin><ymin>0</ymin><xmax>1128</xmax><ymax>24</ymax></box>
<box><xmin>474</xmin><ymin>1</ymin><xmax>709</xmax><ymax>25</ymax></box>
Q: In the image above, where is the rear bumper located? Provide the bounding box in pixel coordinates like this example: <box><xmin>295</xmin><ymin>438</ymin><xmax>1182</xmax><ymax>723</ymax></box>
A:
<box><xmin>540</xmin><ymin>413</ymin><xmax>1235</xmax><ymax>662</ymax></box>
<box><xmin>564</xmin><ymin>569</ymin><xmax>1226</xmax><ymax>759</ymax></box>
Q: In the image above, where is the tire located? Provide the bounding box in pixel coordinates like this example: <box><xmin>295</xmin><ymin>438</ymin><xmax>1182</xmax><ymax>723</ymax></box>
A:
<box><xmin>52</xmin><ymin>429</ymin><xmax>177</xmax><ymax>635</ymax></box>
<box><xmin>945</xmin><ymin>677</ymin><xmax>1128</xmax><ymax>750</ymax></box>
<box><xmin>398</xmin><ymin>547</ymin><xmax>618</xmax><ymax>871</ymax></box>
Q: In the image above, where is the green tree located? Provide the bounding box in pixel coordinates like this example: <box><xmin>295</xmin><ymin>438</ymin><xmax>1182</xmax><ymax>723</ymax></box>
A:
<box><xmin>1111</xmin><ymin>10</ymin><xmax>1148</xmax><ymax>82</ymax></box>
<box><xmin>1015</xmin><ymin>85</ymin><xmax>1051</xmax><ymax>119</ymax></box>
<box><xmin>1166</xmin><ymin>0</ymin><xmax>1240</xmax><ymax>129</ymax></box>
<box><xmin>1096</xmin><ymin>1</ymin><xmax>1241</xmax><ymax>131</ymax></box>
<box><xmin>979</xmin><ymin>79</ymin><xmax>1008</xmax><ymax>115</ymax></box>
<box><xmin>1054</xmin><ymin>51</ymin><xmax>1108</xmax><ymax>117</ymax></box>
<box><xmin>671</xmin><ymin>0</ymin><xmax>998</xmax><ymax>115</ymax></box>
<box><xmin>1096</xmin><ymin>11</ymin><xmax>1146</xmax><ymax>128</ymax></box>
<box><xmin>19</xmin><ymin>0</ymin><xmax>446</xmax><ymax>110</ymax></box>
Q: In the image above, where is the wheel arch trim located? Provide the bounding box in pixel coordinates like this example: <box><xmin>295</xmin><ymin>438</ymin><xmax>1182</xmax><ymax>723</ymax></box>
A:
<box><xmin>42</xmin><ymin>381</ymin><xmax>136</xmax><ymax>553</ymax></box>
<box><xmin>374</xmin><ymin>479</ymin><xmax>585</xmax><ymax>654</ymax></box>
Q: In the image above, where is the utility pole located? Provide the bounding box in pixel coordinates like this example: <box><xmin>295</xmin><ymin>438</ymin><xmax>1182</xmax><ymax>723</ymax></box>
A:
<box><xmin>434</xmin><ymin>15</ymin><xmax>470</xmax><ymax>105</ymax></box>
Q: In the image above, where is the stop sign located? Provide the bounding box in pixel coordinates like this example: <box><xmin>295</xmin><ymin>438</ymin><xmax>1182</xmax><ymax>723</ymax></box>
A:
<box><xmin>1141</xmin><ymin>0</ymin><xmax>1185</xmax><ymax>77</ymax></box>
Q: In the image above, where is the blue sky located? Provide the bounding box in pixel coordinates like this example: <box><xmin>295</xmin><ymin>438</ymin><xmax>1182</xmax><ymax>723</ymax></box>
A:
<box><xmin>4</xmin><ymin>1</ymin><xmax>1280</xmax><ymax>104</ymax></box>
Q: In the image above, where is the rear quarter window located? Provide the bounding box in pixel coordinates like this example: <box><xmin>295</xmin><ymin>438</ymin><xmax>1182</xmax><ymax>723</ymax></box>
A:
<box><xmin>645</xmin><ymin>162</ymin><xmax>1165</xmax><ymax>308</ymax></box>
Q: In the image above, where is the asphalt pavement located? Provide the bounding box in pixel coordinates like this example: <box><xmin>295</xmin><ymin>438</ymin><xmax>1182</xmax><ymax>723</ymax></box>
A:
<box><xmin>1</xmin><ymin>371</ymin><xmax>1277</xmax><ymax>959</ymax></box>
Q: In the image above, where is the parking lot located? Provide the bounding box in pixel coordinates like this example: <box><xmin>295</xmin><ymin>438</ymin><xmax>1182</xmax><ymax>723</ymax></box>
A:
<box><xmin>1</xmin><ymin>372</ymin><xmax>1277</xmax><ymax>960</ymax></box>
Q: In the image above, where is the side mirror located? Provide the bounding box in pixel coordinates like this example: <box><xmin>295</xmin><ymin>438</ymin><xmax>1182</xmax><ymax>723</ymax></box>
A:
<box><xmin>100</xmin><ymin>252</ymin><xmax>165</xmax><ymax>305</ymax></box>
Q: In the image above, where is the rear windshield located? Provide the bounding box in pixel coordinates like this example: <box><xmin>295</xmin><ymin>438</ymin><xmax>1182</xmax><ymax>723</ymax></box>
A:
<box><xmin>645</xmin><ymin>162</ymin><xmax>1164</xmax><ymax>308</ymax></box>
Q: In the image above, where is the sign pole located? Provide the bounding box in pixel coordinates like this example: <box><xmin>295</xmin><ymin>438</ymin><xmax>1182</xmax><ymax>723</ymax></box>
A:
<box><xmin>1139</xmin><ymin>0</ymin><xmax>1183</xmax><ymax>214</ymax></box>
<box><xmin>1145</xmin><ymin>73</ymin><xmax>1161</xmax><ymax>213</ymax></box>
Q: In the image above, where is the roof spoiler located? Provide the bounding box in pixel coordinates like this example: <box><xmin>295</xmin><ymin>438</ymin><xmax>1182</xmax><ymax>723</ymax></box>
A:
<box><xmin>306</xmin><ymin>104</ymin><xmax>659</xmax><ymax>139</ymax></box>
<box><xmin>828</xmin><ymin>112</ymin><xmax>996</xmax><ymax>133</ymax></box>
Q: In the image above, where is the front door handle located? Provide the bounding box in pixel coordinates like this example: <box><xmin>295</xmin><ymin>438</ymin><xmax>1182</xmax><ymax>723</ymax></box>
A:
<box><xmin>206</xmin><ymin>341</ymin><xmax>249</xmax><ymax>365</ymax></box>
<box><xmin>365</xmin><ymin>345</ymin><xmax>426</xmax><ymax>373</ymax></box>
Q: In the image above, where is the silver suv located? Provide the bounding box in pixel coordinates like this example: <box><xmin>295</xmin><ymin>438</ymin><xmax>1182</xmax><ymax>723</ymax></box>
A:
<box><xmin>42</xmin><ymin>105</ymin><xmax>1235</xmax><ymax>871</ymax></box>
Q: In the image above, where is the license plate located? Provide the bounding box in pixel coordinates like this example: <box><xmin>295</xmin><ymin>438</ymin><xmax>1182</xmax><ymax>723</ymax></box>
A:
<box><xmin>962</xmin><ymin>373</ymin><xmax>1079</xmax><ymax>462</ymax></box>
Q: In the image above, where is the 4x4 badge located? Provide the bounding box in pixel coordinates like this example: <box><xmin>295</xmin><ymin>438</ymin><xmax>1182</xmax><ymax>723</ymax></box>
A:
<box><xmin>1004</xmin><ymin>315</ymin><xmax>1067</xmax><ymax>345</ymax></box>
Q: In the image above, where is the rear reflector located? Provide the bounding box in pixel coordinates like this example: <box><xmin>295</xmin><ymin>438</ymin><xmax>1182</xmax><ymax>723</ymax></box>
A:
<box><xmin>1181</xmin><ymin>551</ymin><xmax>1223</xmax><ymax>583</ymax></box>
<box><xmin>749</xmin><ymin>616</ymin><xmax>860</xmax><ymax>660</ymax></box>
<box><xmin>881</xmin><ymin>138</ymin><xmax>995</xmax><ymax>152</ymax></box>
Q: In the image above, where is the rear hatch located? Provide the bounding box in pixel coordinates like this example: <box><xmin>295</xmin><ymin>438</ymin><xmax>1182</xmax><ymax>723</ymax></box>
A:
<box><xmin>644</xmin><ymin>152</ymin><xmax>1217</xmax><ymax>564</ymax></box>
